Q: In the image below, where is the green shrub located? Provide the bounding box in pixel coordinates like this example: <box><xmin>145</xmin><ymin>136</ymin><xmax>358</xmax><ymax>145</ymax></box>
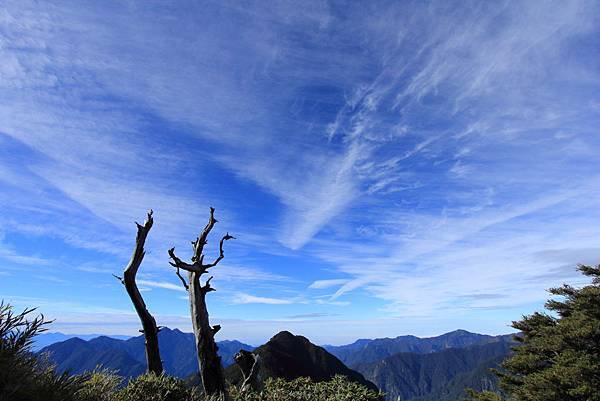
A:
<box><xmin>463</xmin><ymin>389</ymin><xmax>504</xmax><ymax>401</ymax></box>
<box><xmin>77</xmin><ymin>369</ymin><xmax>121</xmax><ymax>401</ymax></box>
<box><xmin>228</xmin><ymin>375</ymin><xmax>383</xmax><ymax>401</ymax></box>
<box><xmin>0</xmin><ymin>301</ymin><xmax>86</xmax><ymax>401</ymax></box>
<box><xmin>116</xmin><ymin>373</ymin><xmax>201</xmax><ymax>401</ymax></box>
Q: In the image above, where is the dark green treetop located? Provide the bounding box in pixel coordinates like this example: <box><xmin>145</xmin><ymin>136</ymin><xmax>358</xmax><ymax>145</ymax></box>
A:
<box><xmin>466</xmin><ymin>264</ymin><xmax>600</xmax><ymax>401</ymax></box>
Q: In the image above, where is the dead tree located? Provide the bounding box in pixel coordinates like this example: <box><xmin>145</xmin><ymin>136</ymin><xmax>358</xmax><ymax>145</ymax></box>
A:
<box><xmin>168</xmin><ymin>207</ymin><xmax>234</xmax><ymax>396</ymax></box>
<box><xmin>234</xmin><ymin>350</ymin><xmax>261</xmax><ymax>392</ymax></box>
<box><xmin>114</xmin><ymin>210</ymin><xmax>163</xmax><ymax>375</ymax></box>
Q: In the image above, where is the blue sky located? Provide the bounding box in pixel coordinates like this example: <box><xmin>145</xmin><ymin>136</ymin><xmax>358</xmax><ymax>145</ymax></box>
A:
<box><xmin>1</xmin><ymin>0</ymin><xmax>600</xmax><ymax>345</ymax></box>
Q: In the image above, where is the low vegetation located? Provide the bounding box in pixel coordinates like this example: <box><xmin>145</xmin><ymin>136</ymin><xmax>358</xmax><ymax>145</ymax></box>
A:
<box><xmin>0</xmin><ymin>302</ymin><xmax>85</xmax><ymax>401</ymax></box>
<box><xmin>230</xmin><ymin>376</ymin><xmax>382</xmax><ymax>401</ymax></box>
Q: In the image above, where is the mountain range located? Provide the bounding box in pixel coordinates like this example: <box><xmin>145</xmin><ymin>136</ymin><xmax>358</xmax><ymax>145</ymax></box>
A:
<box><xmin>324</xmin><ymin>329</ymin><xmax>513</xmax><ymax>366</ymax></box>
<box><xmin>39</xmin><ymin>329</ymin><xmax>517</xmax><ymax>401</ymax></box>
<box><xmin>324</xmin><ymin>330</ymin><xmax>515</xmax><ymax>401</ymax></box>
<box><xmin>33</xmin><ymin>332</ymin><xmax>131</xmax><ymax>352</ymax></box>
<box><xmin>39</xmin><ymin>328</ymin><xmax>253</xmax><ymax>378</ymax></box>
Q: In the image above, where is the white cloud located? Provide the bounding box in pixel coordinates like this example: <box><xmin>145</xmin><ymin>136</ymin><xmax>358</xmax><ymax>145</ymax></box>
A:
<box><xmin>311</xmin><ymin>188</ymin><xmax>600</xmax><ymax>317</ymax></box>
<box><xmin>232</xmin><ymin>293</ymin><xmax>293</xmax><ymax>305</ymax></box>
<box><xmin>308</xmin><ymin>279</ymin><xmax>350</xmax><ymax>289</ymax></box>
<box><xmin>137</xmin><ymin>280</ymin><xmax>186</xmax><ymax>293</ymax></box>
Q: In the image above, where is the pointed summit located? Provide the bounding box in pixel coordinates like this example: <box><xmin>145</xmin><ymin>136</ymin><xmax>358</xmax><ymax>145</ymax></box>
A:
<box><xmin>225</xmin><ymin>331</ymin><xmax>378</xmax><ymax>391</ymax></box>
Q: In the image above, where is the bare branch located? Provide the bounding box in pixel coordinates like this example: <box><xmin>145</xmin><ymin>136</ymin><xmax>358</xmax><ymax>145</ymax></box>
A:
<box><xmin>168</xmin><ymin>247</ymin><xmax>203</xmax><ymax>273</ymax></box>
<box><xmin>125</xmin><ymin>209</ymin><xmax>154</xmax><ymax>278</ymax></box>
<box><xmin>175</xmin><ymin>267</ymin><xmax>189</xmax><ymax>291</ymax></box>
<box><xmin>235</xmin><ymin>350</ymin><xmax>261</xmax><ymax>392</ymax></box>
<box><xmin>201</xmin><ymin>276</ymin><xmax>216</xmax><ymax>293</ymax></box>
<box><xmin>203</xmin><ymin>233</ymin><xmax>235</xmax><ymax>269</ymax></box>
<box><xmin>112</xmin><ymin>274</ymin><xmax>124</xmax><ymax>285</ymax></box>
<box><xmin>212</xmin><ymin>324</ymin><xmax>221</xmax><ymax>334</ymax></box>
<box><xmin>192</xmin><ymin>207</ymin><xmax>217</xmax><ymax>262</ymax></box>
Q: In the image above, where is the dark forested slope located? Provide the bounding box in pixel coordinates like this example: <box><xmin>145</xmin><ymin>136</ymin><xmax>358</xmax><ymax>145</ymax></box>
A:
<box><xmin>325</xmin><ymin>330</ymin><xmax>513</xmax><ymax>367</ymax></box>
<box><xmin>353</xmin><ymin>341</ymin><xmax>513</xmax><ymax>401</ymax></box>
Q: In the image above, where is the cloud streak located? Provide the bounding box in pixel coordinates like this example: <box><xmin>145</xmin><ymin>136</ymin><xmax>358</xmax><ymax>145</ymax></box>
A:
<box><xmin>232</xmin><ymin>293</ymin><xmax>294</xmax><ymax>305</ymax></box>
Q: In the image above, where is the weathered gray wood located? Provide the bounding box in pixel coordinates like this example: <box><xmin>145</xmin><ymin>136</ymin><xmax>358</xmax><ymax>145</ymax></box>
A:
<box><xmin>188</xmin><ymin>270</ymin><xmax>226</xmax><ymax>395</ymax></box>
<box><xmin>235</xmin><ymin>349</ymin><xmax>261</xmax><ymax>392</ymax></box>
<box><xmin>169</xmin><ymin>207</ymin><xmax>234</xmax><ymax>396</ymax></box>
<box><xmin>117</xmin><ymin>210</ymin><xmax>163</xmax><ymax>375</ymax></box>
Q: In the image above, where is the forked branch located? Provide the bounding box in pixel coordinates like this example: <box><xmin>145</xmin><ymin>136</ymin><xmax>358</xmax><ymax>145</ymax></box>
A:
<box><xmin>201</xmin><ymin>276</ymin><xmax>215</xmax><ymax>294</ymax></box>
<box><xmin>175</xmin><ymin>267</ymin><xmax>189</xmax><ymax>291</ymax></box>
<box><xmin>126</xmin><ymin>210</ymin><xmax>154</xmax><ymax>278</ymax></box>
<box><xmin>203</xmin><ymin>233</ymin><xmax>235</xmax><ymax>268</ymax></box>
<box><xmin>168</xmin><ymin>248</ymin><xmax>204</xmax><ymax>273</ymax></box>
<box><xmin>235</xmin><ymin>350</ymin><xmax>261</xmax><ymax>392</ymax></box>
<box><xmin>192</xmin><ymin>207</ymin><xmax>217</xmax><ymax>262</ymax></box>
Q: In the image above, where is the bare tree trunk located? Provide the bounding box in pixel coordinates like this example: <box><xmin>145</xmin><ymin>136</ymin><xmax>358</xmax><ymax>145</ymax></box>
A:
<box><xmin>189</xmin><ymin>271</ymin><xmax>226</xmax><ymax>395</ymax></box>
<box><xmin>169</xmin><ymin>207</ymin><xmax>234</xmax><ymax>396</ymax></box>
<box><xmin>115</xmin><ymin>210</ymin><xmax>163</xmax><ymax>375</ymax></box>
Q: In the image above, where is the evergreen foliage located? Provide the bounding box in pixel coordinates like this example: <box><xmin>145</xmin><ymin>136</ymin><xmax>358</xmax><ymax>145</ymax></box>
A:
<box><xmin>466</xmin><ymin>264</ymin><xmax>600</xmax><ymax>401</ymax></box>
<box><xmin>0</xmin><ymin>302</ymin><xmax>86</xmax><ymax>401</ymax></box>
<box><xmin>464</xmin><ymin>389</ymin><xmax>503</xmax><ymax>401</ymax></box>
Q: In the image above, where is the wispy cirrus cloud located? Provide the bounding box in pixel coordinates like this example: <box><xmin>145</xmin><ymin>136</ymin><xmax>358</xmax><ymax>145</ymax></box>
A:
<box><xmin>137</xmin><ymin>280</ymin><xmax>186</xmax><ymax>293</ymax></box>
<box><xmin>309</xmin><ymin>188</ymin><xmax>600</xmax><ymax>317</ymax></box>
<box><xmin>308</xmin><ymin>279</ymin><xmax>350</xmax><ymax>290</ymax></box>
<box><xmin>232</xmin><ymin>293</ymin><xmax>294</xmax><ymax>305</ymax></box>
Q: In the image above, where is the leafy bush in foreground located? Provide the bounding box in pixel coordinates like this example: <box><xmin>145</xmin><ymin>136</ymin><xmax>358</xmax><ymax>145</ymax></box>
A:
<box><xmin>116</xmin><ymin>373</ymin><xmax>201</xmax><ymax>401</ymax></box>
<box><xmin>114</xmin><ymin>374</ymin><xmax>381</xmax><ymax>401</ymax></box>
<box><xmin>228</xmin><ymin>375</ymin><xmax>383</xmax><ymax>401</ymax></box>
<box><xmin>76</xmin><ymin>369</ymin><xmax>122</xmax><ymax>401</ymax></box>
<box><xmin>0</xmin><ymin>302</ymin><xmax>86</xmax><ymax>401</ymax></box>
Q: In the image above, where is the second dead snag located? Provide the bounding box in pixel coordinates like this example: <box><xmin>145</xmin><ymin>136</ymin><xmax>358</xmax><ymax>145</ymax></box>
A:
<box><xmin>235</xmin><ymin>349</ymin><xmax>261</xmax><ymax>392</ymax></box>
<box><xmin>168</xmin><ymin>207</ymin><xmax>234</xmax><ymax>396</ymax></box>
<box><xmin>114</xmin><ymin>210</ymin><xmax>163</xmax><ymax>375</ymax></box>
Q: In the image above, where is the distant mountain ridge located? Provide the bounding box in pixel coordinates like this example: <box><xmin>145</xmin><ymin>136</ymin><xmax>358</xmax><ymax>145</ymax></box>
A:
<box><xmin>40</xmin><ymin>328</ymin><xmax>253</xmax><ymax>378</ymax></box>
<box><xmin>325</xmin><ymin>329</ymin><xmax>514</xmax><ymax>367</ymax></box>
<box><xmin>32</xmin><ymin>332</ymin><xmax>131</xmax><ymax>351</ymax></box>
<box><xmin>354</xmin><ymin>341</ymin><xmax>514</xmax><ymax>401</ymax></box>
<box><xmin>224</xmin><ymin>331</ymin><xmax>378</xmax><ymax>392</ymax></box>
<box><xmin>40</xmin><ymin>328</ymin><xmax>516</xmax><ymax>401</ymax></box>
